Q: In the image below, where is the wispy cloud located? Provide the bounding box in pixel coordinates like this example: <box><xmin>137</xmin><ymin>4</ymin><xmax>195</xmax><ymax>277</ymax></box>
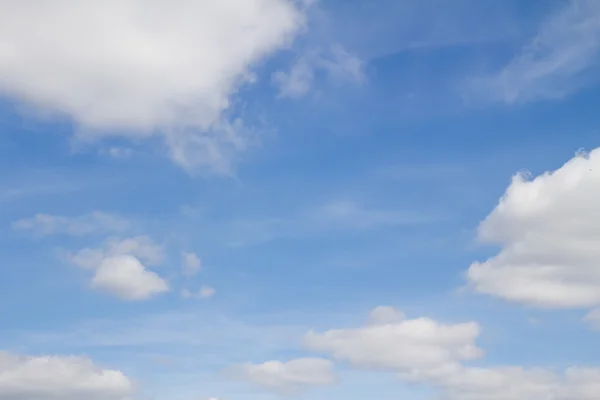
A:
<box><xmin>272</xmin><ymin>45</ymin><xmax>364</xmax><ymax>99</ymax></box>
<box><xmin>7</xmin><ymin>310</ymin><xmax>308</xmax><ymax>368</ymax></box>
<box><xmin>476</xmin><ymin>0</ymin><xmax>600</xmax><ymax>103</ymax></box>
<box><xmin>0</xmin><ymin>181</ymin><xmax>81</xmax><ymax>203</ymax></box>
<box><xmin>226</xmin><ymin>200</ymin><xmax>440</xmax><ymax>247</ymax></box>
<box><xmin>13</xmin><ymin>212</ymin><xmax>130</xmax><ymax>237</ymax></box>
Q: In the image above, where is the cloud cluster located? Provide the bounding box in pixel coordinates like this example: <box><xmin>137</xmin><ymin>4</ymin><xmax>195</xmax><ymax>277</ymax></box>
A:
<box><xmin>0</xmin><ymin>351</ymin><xmax>133</xmax><ymax>400</ymax></box>
<box><xmin>0</xmin><ymin>0</ymin><xmax>305</xmax><ymax>173</ymax></box>
<box><xmin>467</xmin><ymin>149</ymin><xmax>600</xmax><ymax>309</ymax></box>
<box><xmin>300</xmin><ymin>307</ymin><xmax>600</xmax><ymax>400</ymax></box>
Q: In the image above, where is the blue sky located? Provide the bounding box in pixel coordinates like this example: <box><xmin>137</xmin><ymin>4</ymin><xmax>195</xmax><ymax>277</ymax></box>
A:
<box><xmin>2</xmin><ymin>1</ymin><xmax>600</xmax><ymax>399</ymax></box>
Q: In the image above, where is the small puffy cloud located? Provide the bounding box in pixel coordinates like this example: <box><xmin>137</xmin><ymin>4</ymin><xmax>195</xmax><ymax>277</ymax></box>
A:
<box><xmin>182</xmin><ymin>252</ymin><xmax>202</xmax><ymax>277</ymax></box>
<box><xmin>304</xmin><ymin>307</ymin><xmax>482</xmax><ymax>381</ymax></box>
<box><xmin>583</xmin><ymin>309</ymin><xmax>600</xmax><ymax>329</ymax></box>
<box><xmin>0</xmin><ymin>351</ymin><xmax>134</xmax><ymax>400</ymax></box>
<box><xmin>367</xmin><ymin>306</ymin><xmax>405</xmax><ymax>325</ymax></box>
<box><xmin>273</xmin><ymin>57</ymin><xmax>314</xmax><ymax>98</ymax></box>
<box><xmin>467</xmin><ymin>149</ymin><xmax>600</xmax><ymax>308</ymax></box>
<box><xmin>476</xmin><ymin>0</ymin><xmax>600</xmax><ymax>103</ymax></box>
<box><xmin>67</xmin><ymin>236</ymin><xmax>168</xmax><ymax>300</ymax></box>
<box><xmin>12</xmin><ymin>212</ymin><xmax>129</xmax><ymax>237</ymax></box>
<box><xmin>92</xmin><ymin>255</ymin><xmax>169</xmax><ymax>300</ymax></box>
<box><xmin>181</xmin><ymin>285</ymin><xmax>216</xmax><ymax>300</ymax></box>
<box><xmin>0</xmin><ymin>0</ymin><xmax>305</xmax><ymax>173</ymax></box>
<box><xmin>228</xmin><ymin>358</ymin><xmax>334</xmax><ymax>393</ymax></box>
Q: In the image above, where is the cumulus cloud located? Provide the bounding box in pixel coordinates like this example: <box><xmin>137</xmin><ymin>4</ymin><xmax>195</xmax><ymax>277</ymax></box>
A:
<box><xmin>182</xmin><ymin>251</ymin><xmax>202</xmax><ymax>277</ymax></box>
<box><xmin>478</xmin><ymin>0</ymin><xmax>600</xmax><ymax>103</ymax></box>
<box><xmin>67</xmin><ymin>236</ymin><xmax>168</xmax><ymax>300</ymax></box>
<box><xmin>304</xmin><ymin>307</ymin><xmax>600</xmax><ymax>400</ymax></box>
<box><xmin>92</xmin><ymin>255</ymin><xmax>169</xmax><ymax>300</ymax></box>
<box><xmin>0</xmin><ymin>0</ymin><xmax>305</xmax><ymax>173</ymax></box>
<box><xmin>12</xmin><ymin>211</ymin><xmax>129</xmax><ymax>237</ymax></box>
<box><xmin>227</xmin><ymin>358</ymin><xmax>334</xmax><ymax>393</ymax></box>
<box><xmin>467</xmin><ymin>149</ymin><xmax>600</xmax><ymax>308</ymax></box>
<box><xmin>305</xmin><ymin>307</ymin><xmax>483</xmax><ymax>381</ymax></box>
<box><xmin>0</xmin><ymin>351</ymin><xmax>134</xmax><ymax>400</ymax></box>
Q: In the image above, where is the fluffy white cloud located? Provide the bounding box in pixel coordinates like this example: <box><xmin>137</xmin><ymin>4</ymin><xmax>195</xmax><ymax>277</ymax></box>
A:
<box><xmin>480</xmin><ymin>0</ymin><xmax>600</xmax><ymax>103</ymax></box>
<box><xmin>12</xmin><ymin>212</ymin><xmax>129</xmax><ymax>237</ymax></box>
<box><xmin>181</xmin><ymin>285</ymin><xmax>216</xmax><ymax>300</ymax></box>
<box><xmin>92</xmin><ymin>255</ymin><xmax>169</xmax><ymax>300</ymax></box>
<box><xmin>228</xmin><ymin>358</ymin><xmax>334</xmax><ymax>393</ymax></box>
<box><xmin>0</xmin><ymin>0</ymin><xmax>305</xmax><ymax>173</ymax></box>
<box><xmin>467</xmin><ymin>149</ymin><xmax>600</xmax><ymax>308</ymax></box>
<box><xmin>304</xmin><ymin>307</ymin><xmax>600</xmax><ymax>400</ymax></box>
<box><xmin>182</xmin><ymin>252</ymin><xmax>202</xmax><ymax>277</ymax></box>
<box><xmin>0</xmin><ymin>351</ymin><xmax>133</xmax><ymax>400</ymax></box>
<box><xmin>304</xmin><ymin>307</ymin><xmax>482</xmax><ymax>381</ymax></box>
<box><xmin>67</xmin><ymin>236</ymin><xmax>168</xmax><ymax>300</ymax></box>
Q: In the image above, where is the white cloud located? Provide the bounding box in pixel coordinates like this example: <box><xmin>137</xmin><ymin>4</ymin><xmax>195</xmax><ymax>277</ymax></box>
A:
<box><xmin>304</xmin><ymin>307</ymin><xmax>483</xmax><ymax>381</ymax></box>
<box><xmin>273</xmin><ymin>57</ymin><xmax>314</xmax><ymax>98</ymax></box>
<box><xmin>272</xmin><ymin>46</ymin><xmax>363</xmax><ymax>98</ymax></box>
<box><xmin>0</xmin><ymin>351</ymin><xmax>133</xmax><ymax>400</ymax></box>
<box><xmin>67</xmin><ymin>236</ymin><xmax>168</xmax><ymax>300</ymax></box>
<box><xmin>467</xmin><ymin>149</ymin><xmax>600</xmax><ymax>308</ymax></box>
<box><xmin>479</xmin><ymin>0</ymin><xmax>600</xmax><ymax>103</ymax></box>
<box><xmin>12</xmin><ymin>212</ymin><xmax>129</xmax><ymax>237</ymax></box>
<box><xmin>583</xmin><ymin>309</ymin><xmax>600</xmax><ymax>329</ymax></box>
<box><xmin>303</xmin><ymin>307</ymin><xmax>600</xmax><ymax>400</ymax></box>
<box><xmin>0</xmin><ymin>0</ymin><xmax>305</xmax><ymax>173</ymax></box>
<box><xmin>182</xmin><ymin>252</ymin><xmax>202</xmax><ymax>277</ymax></box>
<box><xmin>367</xmin><ymin>306</ymin><xmax>406</xmax><ymax>325</ymax></box>
<box><xmin>228</xmin><ymin>358</ymin><xmax>334</xmax><ymax>393</ymax></box>
<box><xmin>438</xmin><ymin>366</ymin><xmax>600</xmax><ymax>400</ymax></box>
<box><xmin>92</xmin><ymin>255</ymin><xmax>169</xmax><ymax>300</ymax></box>
<box><xmin>181</xmin><ymin>285</ymin><xmax>216</xmax><ymax>300</ymax></box>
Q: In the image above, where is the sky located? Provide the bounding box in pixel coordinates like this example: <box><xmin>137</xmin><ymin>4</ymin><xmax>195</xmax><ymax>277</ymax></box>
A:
<box><xmin>2</xmin><ymin>0</ymin><xmax>600</xmax><ymax>399</ymax></box>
